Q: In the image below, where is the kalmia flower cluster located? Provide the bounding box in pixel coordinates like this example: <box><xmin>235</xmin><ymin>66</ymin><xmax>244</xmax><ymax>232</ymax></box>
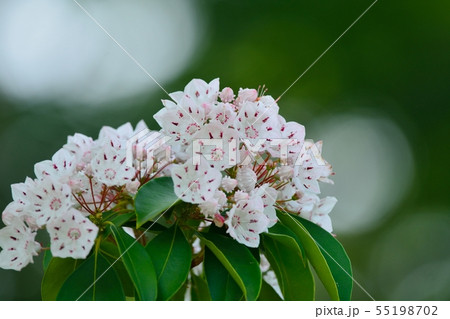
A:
<box><xmin>0</xmin><ymin>78</ymin><xmax>337</xmax><ymax>272</ymax></box>
<box><xmin>155</xmin><ymin>79</ymin><xmax>336</xmax><ymax>245</ymax></box>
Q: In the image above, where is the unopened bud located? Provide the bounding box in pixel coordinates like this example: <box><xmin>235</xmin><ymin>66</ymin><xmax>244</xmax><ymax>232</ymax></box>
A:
<box><xmin>219</xmin><ymin>87</ymin><xmax>234</xmax><ymax>103</ymax></box>
<box><xmin>213</xmin><ymin>213</ymin><xmax>225</xmax><ymax>227</ymax></box>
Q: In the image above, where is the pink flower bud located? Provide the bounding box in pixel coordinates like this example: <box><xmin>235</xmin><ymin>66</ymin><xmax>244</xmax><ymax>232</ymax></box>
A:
<box><xmin>237</xmin><ymin>88</ymin><xmax>258</xmax><ymax>103</ymax></box>
<box><xmin>219</xmin><ymin>87</ymin><xmax>234</xmax><ymax>102</ymax></box>
<box><xmin>213</xmin><ymin>213</ymin><xmax>225</xmax><ymax>227</ymax></box>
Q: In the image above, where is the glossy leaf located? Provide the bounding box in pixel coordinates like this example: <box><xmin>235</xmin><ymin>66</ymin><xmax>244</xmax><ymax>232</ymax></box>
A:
<box><xmin>191</xmin><ymin>273</ymin><xmax>211</xmax><ymax>301</ymax></box>
<box><xmin>296</xmin><ymin>216</ymin><xmax>353</xmax><ymax>301</ymax></box>
<box><xmin>198</xmin><ymin>231</ymin><xmax>261</xmax><ymax>301</ymax></box>
<box><xmin>204</xmin><ymin>246</ymin><xmax>243</xmax><ymax>300</ymax></box>
<box><xmin>103</xmin><ymin>211</ymin><xmax>135</xmax><ymax>237</ymax></box>
<box><xmin>277</xmin><ymin>211</ymin><xmax>339</xmax><ymax>300</ymax></box>
<box><xmin>100</xmin><ymin>240</ymin><xmax>135</xmax><ymax>297</ymax></box>
<box><xmin>135</xmin><ymin>176</ymin><xmax>179</xmax><ymax>227</ymax></box>
<box><xmin>57</xmin><ymin>253</ymin><xmax>125</xmax><ymax>301</ymax></box>
<box><xmin>146</xmin><ymin>225</ymin><xmax>192</xmax><ymax>300</ymax></box>
<box><xmin>41</xmin><ymin>257</ymin><xmax>80</xmax><ymax>301</ymax></box>
<box><xmin>42</xmin><ymin>250</ymin><xmax>53</xmax><ymax>272</ymax></box>
<box><xmin>262</xmin><ymin>232</ymin><xmax>315</xmax><ymax>300</ymax></box>
<box><xmin>109</xmin><ymin>224</ymin><xmax>158</xmax><ymax>300</ymax></box>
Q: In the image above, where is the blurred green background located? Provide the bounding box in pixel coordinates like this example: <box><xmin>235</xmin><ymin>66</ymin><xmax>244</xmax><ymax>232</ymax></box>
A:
<box><xmin>0</xmin><ymin>0</ymin><xmax>449</xmax><ymax>300</ymax></box>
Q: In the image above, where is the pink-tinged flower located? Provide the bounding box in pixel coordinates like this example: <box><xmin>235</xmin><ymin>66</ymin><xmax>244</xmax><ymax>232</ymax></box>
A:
<box><xmin>234</xmin><ymin>98</ymin><xmax>282</xmax><ymax>148</ymax></box>
<box><xmin>189</xmin><ymin>123</ymin><xmax>239</xmax><ymax>170</ymax></box>
<box><xmin>236</xmin><ymin>166</ymin><xmax>257</xmax><ymax>192</ymax></box>
<box><xmin>221</xmin><ymin>176</ymin><xmax>238</xmax><ymax>192</ymax></box>
<box><xmin>310</xmin><ymin>196</ymin><xmax>337</xmax><ymax>233</ymax></box>
<box><xmin>0</xmin><ymin>218</ymin><xmax>40</xmax><ymax>271</ymax></box>
<box><xmin>251</xmin><ymin>184</ymin><xmax>278</xmax><ymax>227</ymax></box>
<box><xmin>171</xmin><ymin>160</ymin><xmax>222</xmax><ymax>204</ymax></box>
<box><xmin>235</xmin><ymin>88</ymin><xmax>258</xmax><ymax>105</ymax></box>
<box><xmin>47</xmin><ymin>208</ymin><xmax>98</xmax><ymax>259</ymax></box>
<box><xmin>2</xmin><ymin>201</ymin><xmax>38</xmax><ymax>231</ymax></box>
<box><xmin>219</xmin><ymin>87</ymin><xmax>234</xmax><ymax>103</ymax></box>
<box><xmin>91</xmin><ymin>144</ymin><xmax>136</xmax><ymax>187</ymax></box>
<box><xmin>225</xmin><ymin>199</ymin><xmax>269</xmax><ymax>248</ymax></box>
<box><xmin>208</xmin><ymin>102</ymin><xmax>236</xmax><ymax>126</ymax></box>
<box><xmin>293</xmin><ymin>140</ymin><xmax>333</xmax><ymax>194</ymax></box>
<box><xmin>34</xmin><ymin>149</ymin><xmax>76</xmax><ymax>184</ymax></box>
<box><xmin>234</xmin><ymin>190</ymin><xmax>249</xmax><ymax>202</ymax></box>
<box><xmin>154</xmin><ymin>96</ymin><xmax>206</xmax><ymax>146</ymax></box>
<box><xmin>182</xmin><ymin>78</ymin><xmax>220</xmax><ymax>106</ymax></box>
<box><xmin>11</xmin><ymin>177</ymin><xmax>72</xmax><ymax>227</ymax></box>
<box><xmin>64</xmin><ymin>133</ymin><xmax>95</xmax><ymax>167</ymax></box>
<box><xmin>199</xmin><ymin>198</ymin><xmax>219</xmax><ymax>217</ymax></box>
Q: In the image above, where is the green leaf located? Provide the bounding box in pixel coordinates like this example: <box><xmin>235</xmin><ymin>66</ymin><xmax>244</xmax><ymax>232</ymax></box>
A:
<box><xmin>258</xmin><ymin>280</ymin><xmax>283</xmax><ymax>301</ymax></box>
<box><xmin>277</xmin><ymin>211</ymin><xmax>339</xmax><ymax>300</ymax></box>
<box><xmin>204</xmin><ymin>246</ymin><xmax>243</xmax><ymax>300</ymax></box>
<box><xmin>109</xmin><ymin>224</ymin><xmax>158</xmax><ymax>300</ymax></box>
<box><xmin>262</xmin><ymin>232</ymin><xmax>315</xmax><ymax>300</ymax></box>
<box><xmin>145</xmin><ymin>225</ymin><xmax>192</xmax><ymax>300</ymax></box>
<box><xmin>99</xmin><ymin>240</ymin><xmax>135</xmax><ymax>297</ymax></box>
<box><xmin>295</xmin><ymin>216</ymin><xmax>353</xmax><ymax>301</ymax></box>
<box><xmin>57</xmin><ymin>253</ymin><xmax>125</xmax><ymax>301</ymax></box>
<box><xmin>170</xmin><ymin>281</ymin><xmax>188</xmax><ymax>301</ymax></box>
<box><xmin>135</xmin><ymin>176</ymin><xmax>179</xmax><ymax>228</ymax></box>
<box><xmin>103</xmin><ymin>211</ymin><xmax>135</xmax><ymax>237</ymax></box>
<box><xmin>198</xmin><ymin>231</ymin><xmax>261</xmax><ymax>301</ymax></box>
<box><xmin>42</xmin><ymin>250</ymin><xmax>53</xmax><ymax>272</ymax></box>
<box><xmin>269</xmin><ymin>222</ymin><xmax>307</xmax><ymax>261</ymax></box>
<box><xmin>41</xmin><ymin>257</ymin><xmax>81</xmax><ymax>301</ymax></box>
<box><xmin>191</xmin><ymin>273</ymin><xmax>211</xmax><ymax>301</ymax></box>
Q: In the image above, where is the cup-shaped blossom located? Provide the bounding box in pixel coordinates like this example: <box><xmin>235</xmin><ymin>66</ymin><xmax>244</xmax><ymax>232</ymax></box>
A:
<box><xmin>171</xmin><ymin>160</ymin><xmax>222</xmax><ymax>204</ymax></box>
<box><xmin>0</xmin><ymin>218</ymin><xmax>40</xmax><ymax>271</ymax></box>
<box><xmin>47</xmin><ymin>208</ymin><xmax>98</xmax><ymax>259</ymax></box>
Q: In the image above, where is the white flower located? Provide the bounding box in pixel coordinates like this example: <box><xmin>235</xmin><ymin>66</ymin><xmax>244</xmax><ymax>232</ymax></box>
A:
<box><xmin>225</xmin><ymin>199</ymin><xmax>269</xmax><ymax>248</ymax></box>
<box><xmin>11</xmin><ymin>177</ymin><xmax>72</xmax><ymax>227</ymax></box>
<box><xmin>310</xmin><ymin>196</ymin><xmax>337</xmax><ymax>233</ymax></box>
<box><xmin>189</xmin><ymin>123</ymin><xmax>239</xmax><ymax>170</ymax></box>
<box><xmin>234</xmin><ymin>190</ymin><xmax>249</xmax><ymax>202</ymax></box>
<box><xmin>236</xmin><ymin>166</ymin><xmax>257</xmax><ymax>192</ymax></box>
<box><xmin>234</xmin><ymin>99</ymin><xmax>281</xmax><ymax>140</ymax></box>
<box><xmin>91</xmin><ymin>143</ymin><xmax>136</xmax><ymax>187</ymax></box>
<box><xmin>154</xmin><ymin>96</ymin><xmax>206</xmax><ymax>146</ymax></box>
<box><xmin>208</xmin><ymin>102</ymin><xmax>236</xmax><ymax>126</ymax></box>
<box><xmin>182</xmin><ymin>78</ymin><xmax>220</xmax><ymax>108</ymax></box>
<box><xmin>221</xmin><ymin>176</ymin><xmax>237</xmax><ymax>192</ymax></box>
<box><xmin>277</xmin><ymin>165</ymin><xmax>294</xmax><ymax>180</ymax></box>
<box><xmin>293</xmin><ymin>140</ymin><xmax>333</xmax><ymax>194</ymax></box>
<box><xmin>64</xmin><ymin>133</ymin><xmax>95</xmax><ymax>167</ymax></box>
<box><xmin>171</xmin><ymin>160</ymin><xmax>222</xmax><ymax>204</ymax></box>
<box><xmin>236</xmin><ymin>88</ymin><xmax>258</xmax><ymax>105</ymax></box>
<box><xmin>0</xmin><ymin>218</ymin><xmax>40</xmax><ymax>271</ymax></box>
<box><xmin>251</xmin><ymin>184</ymin><xmax>278</xmax><ymax>227</ymax></box>
<box><xmin>2</xmin><ymin>201</ymin><xmax>38</xmax><ymax>231</ymax></box>
<box><xmin>219</xmin><ymin>87</ymin><xmax>234</xmax><ymax>103</ymax></box>
<box><xmin>199</xmin><ymin>198</ymin><xmax>219</xmax><ymax>217</ymax></box>
<box><xmin>47</xmin><ymin>208</ymin><xmax>98</xmax><ymax>259</ymax></box>
<box><xmin>34</xmin><ymin>149</ymin><xmax>76</xmax><ymax>184</ymax></box>
<box><xmin>214</xmin><ymin>190</ymin><xmax>227</xmax><ymax>208</ymax></box>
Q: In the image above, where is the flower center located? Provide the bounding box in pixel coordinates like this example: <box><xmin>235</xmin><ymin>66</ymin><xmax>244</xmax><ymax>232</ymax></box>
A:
<box><xmin>68</xmin><ymin>228</ymin><xmax>81</xmax><ymax>240</ymax></box>
<box><xmin>50</xmin><ymin>198</ymin><xmax>62</xmax><ymax>211</ymax></box>
<box><xmin>188</xmin><ymin>180</ymin><xmax>200</xmax><ymax>192</ymax></box>
<box><xmin>210</xmin><ymin>147</ymin><xmax>225</xmax><ymax>161</ymax></box>
<box><xmin>216</xmin><ymin>112</ymin><xmax>229</xmax><ymax>124</ymax></box>
<box><xmin>104</xmin><ymin>168</ymin><xmax>116</xmax><ymax>180</ymax></box>
<box><xmin>186</xmin><ymin>123</ymin><xmax>200</xmax><ymax>135</ymax></box>
<box><xmin>245</xmin><ymin>125</ymin><xmax>259</xmax><ymax>138</ymax></box>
